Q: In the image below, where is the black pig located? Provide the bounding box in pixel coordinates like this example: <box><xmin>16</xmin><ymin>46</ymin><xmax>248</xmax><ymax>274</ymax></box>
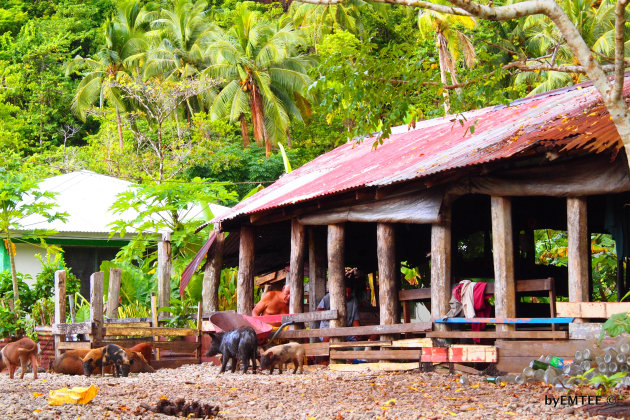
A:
<box><xmin>205</xmin><ymin>326</ymin><xmax>257</xmax><ymax>374</ymax></box>
<box><xmin>102</xmin><ymin>344</ymin><xmax>131</xmax><ymax>377</ymax></box>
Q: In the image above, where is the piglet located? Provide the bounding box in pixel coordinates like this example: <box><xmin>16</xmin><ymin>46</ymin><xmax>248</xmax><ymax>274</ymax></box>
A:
<box><xmin>260</xmin><ymin>342</ymin><xmax>305</xmax><ymax>374</ymax></box>
<box><xmin>102</xmin><ymin>344</ymin><xmax>131</xmax><ymax>377</ymax></box>
<box><xmin>0</xmin><ymin>337</ymin><xmax>40</xmax><ymax>379</ymax></box>
<box><xmin>205</xmin><ymin>326</ymin><xmax>257</xmax><ymax>374</ymax></box>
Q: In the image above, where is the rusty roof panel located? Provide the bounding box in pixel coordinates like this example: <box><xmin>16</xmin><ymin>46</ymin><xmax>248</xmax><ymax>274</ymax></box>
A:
<box><xmin>219</xmin><ymin>80</ymin><xmax>628</xmax><ymax>223</ymax></box>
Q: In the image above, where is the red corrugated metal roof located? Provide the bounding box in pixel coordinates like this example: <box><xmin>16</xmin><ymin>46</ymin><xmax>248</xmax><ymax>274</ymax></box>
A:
<box><xmin>219</xmin><ymin>79</ymin><xmax>628</xmax><ymax>223</ymax></box>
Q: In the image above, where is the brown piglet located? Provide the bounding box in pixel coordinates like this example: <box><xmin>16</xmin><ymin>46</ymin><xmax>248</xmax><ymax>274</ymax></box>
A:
<box><xmin>260</xmin><ymin>342</ymin><xmax>305</xmax><ymax>374</ymax></box>
<box><xmin>0</xmin><ymin>337</ymin><xmax>40</xmax><ymax>379</ymax></box>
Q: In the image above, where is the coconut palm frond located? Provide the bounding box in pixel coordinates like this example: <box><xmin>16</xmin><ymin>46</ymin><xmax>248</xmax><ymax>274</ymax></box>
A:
<box><xmin>210</xmin><ymin>80</ymin><xmax>241</xmax><ymax>120</ymax></box>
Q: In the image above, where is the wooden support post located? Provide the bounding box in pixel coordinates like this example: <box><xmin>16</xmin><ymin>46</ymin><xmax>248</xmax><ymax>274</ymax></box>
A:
<box><xmin>431</xmin><ymin>206</ymin><xmax>452</xmax><ymax>332</ymax></box>
<box><xmin>54</xmin><ymin>270</ymin><xmax>67</xmax><ymax>357</ymax></box>
<box><xmin>568</xmin><ymin>197</ymin><xmax>589</xmax><ymax>322</ymax></box>
<box><xmin>377</xmin><ymin>223</ymin><xmax>398</xmax><ymax>341</ymax></box>
<box><xmin>90</xmin><ymin>272</ymin><xmax>104</xmax><ymax>345</ymax></box>
<box><xmin>196</xmin><ymin>302</ymin><xmax>203</xmax><ymax>360</ymax></box>
<box><xmin>106</xmin><ymin>268</ymin><xmax>122</xmax><ymax>319</ymax></box>
<box><xmin>202</xmin><ymin>230</ymin><xmax>224</xmax><ymax>312</ymax></box>
<box><xmin>491</xmin><ymin>197</ymin><xmax>516</xmax><ymax>334</ymax></box>
<box><xmin>289</xmin><ymin>219</ymin><xmax>306</xmax><ymax>325</ymax></box>
<box><xmin>328</xmin><ymin>224</ymin><xmax>345</xmax><ymax>343</ymax></box>
<box><xmin>237</xmin><ymin>225</ymin><xmax>255</xmax><ymax>315</ymax></box>
<box><xmin>157</xmin><ymin>232</ymin><xmax>172</xmax><ymax>313</ymax></box>
<box><xmin>151</xmin><ymin>294</ymin><xmax>160</xmax><ymax>361</ymax></box>
<box><xmin>308</xmin><ymin>227</ymin><xmax>327</xmax><ymax>330</ymax></box>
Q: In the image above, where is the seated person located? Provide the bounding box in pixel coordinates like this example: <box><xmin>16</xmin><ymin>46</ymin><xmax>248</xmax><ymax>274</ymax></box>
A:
<box><xmin>316</xmin><ymin>280</ymin><xmax>360</xmax><ymax>342</ymax></box>
<box><xmin>252</xmin><ymin>284</ymin><xmax>290</xmax><ymax>317</ymax></box>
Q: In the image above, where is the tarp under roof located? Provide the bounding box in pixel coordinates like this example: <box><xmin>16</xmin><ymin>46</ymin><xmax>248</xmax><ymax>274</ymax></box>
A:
<box><xmin>217</xmin><ymin>78</ymin><xmax>629</xmax><ymax>225</ymax></box>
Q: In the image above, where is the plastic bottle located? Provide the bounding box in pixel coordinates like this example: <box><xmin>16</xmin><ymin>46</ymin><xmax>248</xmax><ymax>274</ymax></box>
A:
<box><xmin>617</xmin><ymin>352</ymin><xmax>627</xmax><ymax>364</ymax></box>
<box><xmin>529</xmin><ymin>360</ymin><xmax>550</xmax><ymax>370</ymax></box>
<box><xmin>459</xmin><ymin>375</ymin><xmax>469</xmax><ymax>386</ymax></box>
<box><xmin>515</xmin><ymin>374</ymin><xmax>526</xmax><ymax>384</ymax></box>
<box><xmin>581</xmin><ymin>360</ymin><xmax>593</xmax><ymax>371</ymax></box>
<box><xmin>548</xmin><ymin>356</ymin><xmax>564</xmax><ymax>368</ymax></box>
<box><xmin>563</xmin><ymin>364</ymin><xmax>581</xmax><ymax>376</ymax></box>
<box><xmin>604</xmin><ymin>349</ymin><xmax>618</xmax><ymax>364</ymax></box>
<box><xmin>534</xmin><ymin>369</ymin><xmax>545</xmax><ymax>381</ymax></box>
<box><xmin>620</xmin><ymin>342</ymin><xmax>630</xmax><ymax>355</ymax></box>
<box><xmin>598</xmin><ymin>363</ymin><xmax>608</xmax><ymax>374</ymax></box>
<box><xmin>583</xmin><ymin>349</ymin><xmax>592</xmax><ymax>360</ymax></box>
<box><xmin>608</xmin><ymin>362</ymin><xmax>619</xmax><ymax>373</ymax></box>
<box><xmin>574</xmin><ymin>350</ymin><xmax>584</xmax><ymax>363</ymax></box>
<box><xmin>485</xmin><ymin>377</ymin><xmax>499</xmax><ymax>384</ymax></box>
<box><xmin>522</xmin><ymin>367</ymin><xmax>535</xmax><ymax>378</ymax></box>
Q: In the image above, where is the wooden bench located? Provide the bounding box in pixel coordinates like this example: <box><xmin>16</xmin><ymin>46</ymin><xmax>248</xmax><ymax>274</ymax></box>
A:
<box><xmin>399</xmin><ymin>278</ymin><xmax>558</xmax><ymax>328</ymax></box>
<box><xmin>274</xmin><ymin>321</ymin><xmax>432</xmax><ymax>340</ymax></box>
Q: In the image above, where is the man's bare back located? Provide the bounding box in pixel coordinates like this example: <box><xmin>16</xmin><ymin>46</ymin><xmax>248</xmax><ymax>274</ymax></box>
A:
<box><xmin>252</xmin><ymin>285</ymin><xmax>290</xmax><ymax>316</ymax></box>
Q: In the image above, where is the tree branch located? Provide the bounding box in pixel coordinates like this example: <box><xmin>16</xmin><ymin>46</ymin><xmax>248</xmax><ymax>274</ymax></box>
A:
<box><xmin>613</xmin><ymin>0</ymin><xmax>628</xmax><ymax>101</ymax></box>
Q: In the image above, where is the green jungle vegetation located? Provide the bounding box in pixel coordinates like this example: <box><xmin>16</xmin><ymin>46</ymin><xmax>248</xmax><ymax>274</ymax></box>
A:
<box><xmin>0</xmin><ymin>0</ymin><xmax>625</xmax><ymax>331</ymax></box>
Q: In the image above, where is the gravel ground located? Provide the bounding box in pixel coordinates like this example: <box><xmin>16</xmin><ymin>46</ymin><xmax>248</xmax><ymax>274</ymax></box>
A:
<box><xmin>0</xmin><ymin>363</ymin><xmax>625</xmax><ymax>419</ymax></box>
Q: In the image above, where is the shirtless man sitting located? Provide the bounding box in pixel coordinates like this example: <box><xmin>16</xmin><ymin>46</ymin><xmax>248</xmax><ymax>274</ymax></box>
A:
<box><xmin>252</xmin><ymin>285</ymin><xmax>290</xmax><ymax>316</ymax></box>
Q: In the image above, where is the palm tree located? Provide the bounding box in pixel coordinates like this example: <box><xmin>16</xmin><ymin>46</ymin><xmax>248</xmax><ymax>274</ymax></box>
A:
<box><xmin>290</xmin><ymin>0</ymin><xmax>369</xmax><ymax>47</ymax></box>
<box><xmin>145</xmin><ymin>0</ymin><xmax>215</xmax><ymax>81</ymax></box>
<box><xmin>418</xmin><ymin>7</ymin><xmax>477</xmax><ymax>114</ymax></box>
<box><xmin>515</xmin><ymin>0</ymin><xmax>617</xmax><ymax>95</ymax></box>
<box><xmin>66</xmin><ymin>0</ymin><xmax>153</xmax><ymax>150</ymax></box>
<box><xmin>204</xmin><ymin>6</ymin><xmax>315</xmax><ymax>155</ymax></box>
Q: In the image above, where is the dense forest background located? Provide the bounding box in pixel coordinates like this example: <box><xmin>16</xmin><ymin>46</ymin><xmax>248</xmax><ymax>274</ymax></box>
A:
<box><xmin>0</xmin><ymin>0</ymin><xmax>624</xmax><ymax>325</ymax></box>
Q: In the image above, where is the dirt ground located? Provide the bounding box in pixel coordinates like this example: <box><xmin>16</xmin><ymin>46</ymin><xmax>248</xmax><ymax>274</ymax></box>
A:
<box><xmin>0</xmin><ymin>363</ymin><xmax>626</xmax><ymax>419</ymax></box>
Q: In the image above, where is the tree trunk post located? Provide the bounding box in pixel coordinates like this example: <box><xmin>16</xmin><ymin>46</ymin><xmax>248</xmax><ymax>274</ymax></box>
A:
<box><xmin>431</xmin><ymin>205</ymin><xmax>452</xmax><ymax>332</ymax></box>
<box><xmin>53</xmin><ymin>270</ymin><xmax>67</xmax><ymax>358</ymax></box>
<box><xmin>491</xmin><ymin>196</ymin><xmax>516</xmax><ymax>334</ymax></box>
<box><xmin>308</xmin><ymin>227</ymin><xmax>327</xmax><ymax>330</ymax></box>
<box><xmin>289</xmin><ymin>219</ymin><xmax>306</xmax><ymax>324</ymax></box>
<box><xmin>568</xmin><ymin>197</ymin><xmax>589</xmax><ymax>322</ymax></box>
<box><xmin>157</xmin><ymin>232</ymin><xmax>172</xmax><ymax>315</ymax></box>
<box><xmin>90</xmin><ymin>272</ymin><xmax>104</xmax><ymax>345</ymax></box>
<box><xmin>328</xmin><ymin>224</ymin><xmax>346</xmax><ymax>343</ymax></box>
<box><xmin>106</xmin><ymin>268</ymin><xmax>122</xmax><ymax>319</ymax></box>
<box><xmin>237</xmin><ymin>225</ymin><xmax>255</xmax><ymax>315</ymax></box>
<box><xmin>202</xmin><ymin>230</ymin><xmax>225</xmax><ymax>313</ymax></box>
<box><xmin>377</xmin><ymin>223</ymin><xmax>399</xmax><ymax>341</ymax></box>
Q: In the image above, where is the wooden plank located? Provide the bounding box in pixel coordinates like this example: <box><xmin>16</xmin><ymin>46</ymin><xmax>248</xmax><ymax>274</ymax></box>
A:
<box><xmin>302</xmin><ymin>342</ymin><xmax>329</xmax><ymax>356</ymax></box>
<box><xmin>449</xmin><ymin>346</ymin><xmax>497</xmax><ymax>363</ymax></box>
<box><xmin>54</xmin><ymin>270</ymin><xmax>67</xmax><ymax>358</ymax></box>
<box><xmin>289</xmin><ymin>219</ymin><xmax>306</xmax><ymax>320</ymax></box>
<box><xmin>254</xmin><ymin>269</ymin><xmax>287</xmax><ymax>287</ymax></box>
<box><xmin>104</xmin><ymin>317</ymin><xmax>152</xmax><ymax>324</ymax></box>
<box><xmin>491</xmin><ymin>196</ymin><xmax>516</xmax><ymax>334</ymax></box>
<box><xmin>282</xmin><ymin>310</ymin><xmax>338</xmax><ymax>324</ymax></box>
<box><xmin>330</xmin><ymin>349</ymin><xmax>420</xmax><ymax>360</ymax></box>
<box><xmin>90</xmin><ymin>272</ymin><xmax>104</xmax><ymax>343</ymax></box>
<box><xmin>308</xmin><ymin>226</ymin><xmax>327</xmax><ymax>329</ymax></box>
<box><xmin>567</xmin><ymin>197</ymin><xmax>589</xmax><ymax>305</ymax></box>
<box><xmin>421</xmin><ymin>347</ymin><xmax>448</xmax><ymax>362</ymax></box>
<box><xmin>426</xmin><ymin>330</ymin><xmax>567</xmax><ymax>339</ymax></box>
<box><xmin>103</xmin><ymin>322</ymin><xmax>152</xmax><ymax>328</ymax></box>
<box><xmin>203</xmin><ymin>230</ymin><xmax>224</xmax><ymax>312</ymax></box>
<box><xmin>399</xmin><ymin>288</ymin><xmax>431</xmax><ymax>301</ymax></box>
<box><xmin>302</xmin><ymin>342</ymin><xmax>329</xmax><ymax>357</ymax></box>
<box><xmin>328</xmin><ymin>224</ymin><xmax>346</xmax><ymax>336</ymax></box>
<box><xmin>104</xmin><ymin>327</ymin><xmax>199</xmax><ymax>337</ymax></box>
<box><xmin>330</xmin><ymin>341</ymin><xmax>391</xmax><ymax>348</ymax></box>
<box><xmin>435</xmin><ymin>317</ymin><xmax>574</xmax><ymax>324</ymax></box>
<box><xmin>52</xmin><ymin>322</ymin><xmax>93</xmax><ymax>335</ymax></box>
<box><xmin>237</xmin><ymin>225</ymin><xmax>255</xmax><ymax>315</ymax></box>
<box><xmin>275</xmin><ymin>322</ymin><xmax>432</xmax><ymax>339</ymax></box>
<box><xmin>157</xmin><ymin>233</ymin><xmax>172</xmax><ymax>311</ymax></box>
<box><xmin>377</xmin><ymin>223</ymin><xmax>398</xmax><ymax>341</ymax></box>
<box><xmin>56</xmin><ymin>341</ymin><xmax>92</xmax><ymax>350</ymax></box>
<box><xmin>557</xmin><ymin>302</ymin><xmax>630</xmax><ymax>318</ymax></box>
<box><xmin>386</xmin><ymin>338</ymin><xmax>434</xmax><ymax>348</ymax></box>
<box><xmin>106</xmin><ymin>268</ymin><xmax>122</xmax><ymax>319</ymax></box>
<box><xmin>452</xmin><ymin>364</ymin><xmax>481</xmax><ymax>375</ymax></box>
<box><xmin>431</xmin><ymin>206</ymin><xmax>451</xmax><ymax>331</ymax></box>
<box><xmin>495</xmin><ymin>339</ymin><xmax>588</xmax><ymax>357</ymax></box>
<box><xmin>329</xmin><ymin>362</ymin><xmax>419</xmax><ymax>372</ymax></box>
